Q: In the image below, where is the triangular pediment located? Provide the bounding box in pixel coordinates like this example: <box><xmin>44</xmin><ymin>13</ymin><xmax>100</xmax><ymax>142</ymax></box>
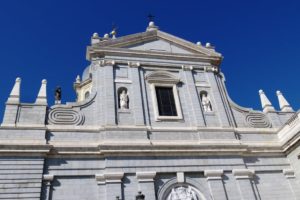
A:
<box><xmin>93</xmin><ymin>30</ymin><xmax>221</xmax><ymax>58</ymax></box>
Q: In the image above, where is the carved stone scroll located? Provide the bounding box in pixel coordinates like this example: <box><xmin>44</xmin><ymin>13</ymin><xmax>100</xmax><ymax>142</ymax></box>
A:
<box><xmin>48</xmin><ymin>108</ymin><xmax>85</xmax><ymax>125</ymax></box>
<box><xmin>245</xmin><ymin>112</ymin><xmax>271</xmax><ymax>128</ymax></box>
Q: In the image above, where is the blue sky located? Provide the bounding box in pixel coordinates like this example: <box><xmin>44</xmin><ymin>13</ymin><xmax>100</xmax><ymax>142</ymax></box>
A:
<box><xmin>0</xmin><ymin>0</ymin><xmax>299</xmax><ymax>119</ymax></box>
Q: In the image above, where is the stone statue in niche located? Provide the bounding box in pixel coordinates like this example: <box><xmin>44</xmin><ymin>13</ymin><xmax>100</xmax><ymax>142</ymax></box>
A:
<box><xmin>119</xmin><ymin>90</ymin><xmax>129</xmax><ymax>109</ymax></box>
<box><xmin>201</xmin><ymin>93</ymin><xmax>212</xmax><ymax>112</ymax></box>
<box><xmin>167</xmin><ymin>186</ymin><xmax>198</xmax><ymax>200</ymax></box>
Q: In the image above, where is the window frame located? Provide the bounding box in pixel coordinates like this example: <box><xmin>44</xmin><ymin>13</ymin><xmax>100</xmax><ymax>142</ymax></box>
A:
<box><xmin>150</xmin><ymin>83</ymin><xmax>183</xmax><ymax>121</ymax></box>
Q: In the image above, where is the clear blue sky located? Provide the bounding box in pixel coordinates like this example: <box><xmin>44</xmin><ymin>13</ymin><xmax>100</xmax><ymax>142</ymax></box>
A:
<box><xmin>0</xmin><ymin>0</ymin><xmax>299</xmax><ymax>119</ymax></box>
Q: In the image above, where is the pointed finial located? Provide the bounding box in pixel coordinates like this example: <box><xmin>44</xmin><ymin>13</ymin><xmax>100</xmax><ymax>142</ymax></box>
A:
<box><xmin>276</xmin><ymin>90</ymin><xmax>294</xmax><ymax>112</ymax></box>
<box><xmin>36</xmin><ymin>79</ymin><xmax>47</xmax><ymax>105</ymax></box>
<box><xmin>259</xmin><ymin>89</ymin><xmax>275</xmax><ymax>113</ymax></box>
<box><xmin>76</xmin><ymin>75</ymin><xmax>81</xmax><ymax>83</ymax></box>
<box><xmin>7</xmin><ymin>77</ymin><xmax>21</xmax><ymax>104</ymax></box>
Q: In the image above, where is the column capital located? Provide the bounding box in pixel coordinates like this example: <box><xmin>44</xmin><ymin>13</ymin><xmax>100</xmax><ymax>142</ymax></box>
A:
<box><xmin>99</xmin><ymin>59</ymin><xmax>116</xmax><ymax>67</ymax></box>
<box><xmin>43</xmin><ymin>174</ymin><xmax>54</xmax><ymax>186</ymax></box>
<box><xmin>128</xmin><ymin>61</ymin><xmax>141</xmax><ymax>68</ymax></box>
<box><xmin>204</xmin><ymin>169</ymin><xmax>224</xmax><ymax>180</ymax></box>
<box><xmin>283</xmin><ymin>169</ymin><xmax>295</xmax><ymax>179</ymax></box>
<box><xmin>182</xmin><ymin>65</ymin><xmax>193</xmax><ymax>71</ymax></box>
<box><xmin>95</xmin><ymin>172</ymin><xmax>124</xmax><ymax>184</ymax></box>
<box><xmin>232</xmin><ymin>169</ymin><xmax>255</xmax><ymax>179</ymax></box>
<box><xmin>136</xmin><ymin>171</ymin><xmax>156</xmax><ymax>182</ymax></box>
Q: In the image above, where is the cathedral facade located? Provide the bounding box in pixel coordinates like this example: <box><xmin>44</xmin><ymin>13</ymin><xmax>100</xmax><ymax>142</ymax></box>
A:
<box><xmin>1</xmin><ymin>21</ymin><xmax>300</xmax><ymax>200</ymax></box>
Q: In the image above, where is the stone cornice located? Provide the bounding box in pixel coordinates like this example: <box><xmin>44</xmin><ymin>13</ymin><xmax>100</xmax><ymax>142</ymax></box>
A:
<box><xmin>87</xmin><ymin>47</ymin><xmax>221</xmax><ymax>65</ymax></box>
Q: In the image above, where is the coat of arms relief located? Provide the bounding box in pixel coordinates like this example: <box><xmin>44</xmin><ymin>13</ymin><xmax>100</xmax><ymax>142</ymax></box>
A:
<box><xmin>167</xmin><ymin>186</ymin><xmax>198</xmax><ymax>200</ymax></box>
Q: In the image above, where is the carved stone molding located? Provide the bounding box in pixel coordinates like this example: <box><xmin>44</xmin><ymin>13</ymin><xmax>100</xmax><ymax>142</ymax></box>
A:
<box><xmin>128</xmin><ymin>61</ymin><xmax>141</xmax><ymax>68</ymax></box>
<box><xmin>245</xmin><ymin>112</ymin><xmax>271</xmax><ymax>128</ymax></box>
<box><xmin>232</xmin><ymin>169</ymin><xmax>255</xmax><ymax>179</ymax></box>
<box><xmin>136</xmin><ymin>171</ymin><xmax>156</xmax><ymax>182</ymax></box>
<box><xmin>95</xmin><ymin>172</ymin><xmax>124</xmax><ymax>185</ymax></box>
<box><xmin>99</xmin><ymin>59</ymin><xmax>116</xmax><ymax>67</ymax></box>
<box><xmin>48</xmin><ymin>108</ymin><xmax>85</xmax><ymax>125</ymax></box>
<box><xmin>204</xmin><ymin>169</ymin><xmax>224</xmax><ymax>180</ymax></box>
<box><xmin>283</xmin><ymin>169</ymin><xmax>295</xmax><ymax>179</ymax></box>
<box><xmin>204</xmin><ymin>66</ymin><xmax>218</xmax><ymax>73</ymax></box>
<box><xmin>181</xmin><ymin>65</ymin><xmax>193</xmax><ymax>71</ymax></box>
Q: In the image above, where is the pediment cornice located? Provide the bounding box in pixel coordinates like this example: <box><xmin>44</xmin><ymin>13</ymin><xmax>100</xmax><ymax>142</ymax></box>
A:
<box><xmin>87</xmin><ymin>30</ymin><xmax>222</xmax><ymax>64</ymax></box>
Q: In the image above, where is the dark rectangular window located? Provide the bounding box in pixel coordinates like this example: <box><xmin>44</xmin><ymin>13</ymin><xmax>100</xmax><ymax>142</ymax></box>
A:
<box><xmin>155</xmin><ymin>87</ymin><xmax>177</xmax><ymax>116</ymax></box>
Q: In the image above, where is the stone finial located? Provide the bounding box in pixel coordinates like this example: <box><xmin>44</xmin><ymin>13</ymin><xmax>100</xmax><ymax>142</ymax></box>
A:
<box><xmin>75</xmin><ymin>75</ymin><xmax>81</xmax><ymax>84</ymax></box>
<box><xmin>92</xmin><ymin>32</ymin><xmax>99</xmax><ymax>38</ymax></box>
<box><xmin>103</xmin><ymin>33</ymin><xmax>109</xmax><ymax>39</ymax></box>
<box><xmin>36</xmin><ymin>79</ymin><xmax>47</xmax><ymax>105</ymax></box>
<box><xmin>259</xmin><ymin>89</ymin><xmax>275</xmax><ymax>113</ymax></box>
<box><xmin>7</xmin><ymin>77</ymin><xmax>21</xmax><ymax>104</ymax></box>
<box><xmin>91</xmin><ymin>32</ymin><xmax>101</xmax><ymax>45</ymax></box>
<box><xmin>196</xmin><ymin>41</ymin><xmax>202</xmax><ymax>46</ymax></box>
<box><xmin>146</xmin><ymin>21</ymin><xmax>159</xmax><ymax>31</ymax></box>
<box><xmin>276</xmin><ymin>90</ymin><xmax>294</xmax><ymax>112</ymax></box>
<box><xmin>205</xmin><ymin>42</ymin><xmax>211</xmax><ymax>47</ymax></box>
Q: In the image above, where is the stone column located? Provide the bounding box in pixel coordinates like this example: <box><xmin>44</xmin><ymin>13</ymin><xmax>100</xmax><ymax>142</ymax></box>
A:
<box><xmin>283</xmin><ymin>169</ymin><xmax>300</xmax><ymax>199</ymax></box>
<box><xmin>96</xmin><ymin>172</ymin><xmax>124</xmax><ymax>200</ymax></box>
<box><xmin>204</xmin><ymin>170</ymin><xmax>227</xmax><ymax>200</ymax></box>
<box><xmin>181</xmin><ymin>66</ymin><xmax>205</xmax><ymax>127</ymax></box>
<box><xmin>232</xmin><ymin>169</ymin><xmax>256</xmax><ymax>200</ymax></box>
<box><xmin>128</xmin><ymin>62</ymin><xmax>145</xmax><ymax>126</ymax></box>
<box><xmin>42</xmin><ymin>174</ymin><xmax>54</xmax><ymax>200</ymax></box>
<box><xmin>136</xmin><ymin>171</ymin><xmax>156</xmax><ymax>199</ymax></box>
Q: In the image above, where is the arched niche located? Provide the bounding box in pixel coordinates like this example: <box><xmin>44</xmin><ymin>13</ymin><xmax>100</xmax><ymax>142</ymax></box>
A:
<box><xmin>157</xmin><ymin>177</ymin><xmax>211</xmax><ymax>200</ymax></box>
<box><xmin>200</xmin><ymin>90</ymin><xmax>212</xmax><ymax>112</ymax></box>
<box><xmin>117</xmin><ymin>87</ymin><xmax>129</xmax><ymax>109</ymax></box>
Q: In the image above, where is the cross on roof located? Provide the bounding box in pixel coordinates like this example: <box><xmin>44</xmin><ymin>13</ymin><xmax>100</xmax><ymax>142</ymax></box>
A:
<box><xmin>147</xmin><ymin>14</ymin><xmax>155</xmax><ymax>22</ymax></box>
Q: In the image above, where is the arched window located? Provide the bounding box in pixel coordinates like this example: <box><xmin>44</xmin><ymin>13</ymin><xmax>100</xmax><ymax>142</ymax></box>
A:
<box><xmin>84</xmin><ymin>91</ymin><xmax>90</xmax><ymax>99</ymax></box>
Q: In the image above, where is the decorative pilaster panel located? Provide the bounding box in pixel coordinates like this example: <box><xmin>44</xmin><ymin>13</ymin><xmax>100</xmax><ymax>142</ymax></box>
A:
<box><xmin>129</xmin><ymin>62</ymin><xmax>145</xmax><ymax>126</ymax></box>
<box><xmin>96</xmin><ymin>172</ymin><xmax>124</xmax><ymax>200</ymax></box>
<box><xmin>283</xmin><ymin>169</ymin><xmax>300</xmax><ymax>199</ymax></box>
<box><xmin>42</xmin><ymin>174</ymin><xmax>54</xmax><ymax>200</ymax></box>
<box><xmin>204</xmin><ymin>170</ymin><xmax>227</xmax><ymax>200</ymax></box>
<box><xmin>136</xmin><ymin>171</ymin><xmax>156</xmax><ymax>199</ymax></box>
<box><xmin>103</xmin><ymin>60</ymin><xmax>116</xmax><ymax>126</ymax></box>
<box><xmin>181</xmin><ymin>66</ymin><xmax>205</xmax><ymax>127</ymax></box>
<box><xmin>232</xmin><ymin>169</ymin><xmax>256</xmax><ymax>200</ymax></box>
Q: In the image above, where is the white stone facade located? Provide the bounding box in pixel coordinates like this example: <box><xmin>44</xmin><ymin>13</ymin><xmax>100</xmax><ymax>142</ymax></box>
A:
<box><xmin>0</xmin><ymin>22</ymin><xmax>300</xmax><ymax>200</ymax></box>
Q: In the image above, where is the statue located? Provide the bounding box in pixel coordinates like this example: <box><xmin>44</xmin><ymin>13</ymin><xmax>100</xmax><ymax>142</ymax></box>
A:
<box><xmin>119</xmin><ymin>90</ymin><xmax>129</xmax><ymax>109</ymax></box>
<box><xmin>55</xmin><ymin>86</ymin><xmax>62</xmax><ymax>104</ymax></box>
<box><xmin>201</xmin><ymin>93</ymin><xmax>212</xmax><ymax>112</ymax></box>
<box><xmin>167</xmin><ymin>186</ymin><xmax>198</xmax><ymax>200</ymax></box>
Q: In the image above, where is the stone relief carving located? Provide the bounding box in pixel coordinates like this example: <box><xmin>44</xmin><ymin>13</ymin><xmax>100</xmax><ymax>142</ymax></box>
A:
<box><xmin>119</xmin><ymin>90</ymin><xmax>129</xmax><ymax>109</ymax></box>
<box><xmin>201</xmin><ymin>93</ymin><xmax>212</xmax><ymax>112</ymax></box>
<box><xmin>167</xmin><ymin>186</ymin><xmax>198</xmax><ymax>200</ymax></box>
<box><xmin>48</xmin><ymin>108</ymin><xmax>85</xmax><ymax>125</ymax></box>
<box><xmin>245</xmin><ymin>112</ymin><xmax>271</xmax><ymax>128</ymax></box>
